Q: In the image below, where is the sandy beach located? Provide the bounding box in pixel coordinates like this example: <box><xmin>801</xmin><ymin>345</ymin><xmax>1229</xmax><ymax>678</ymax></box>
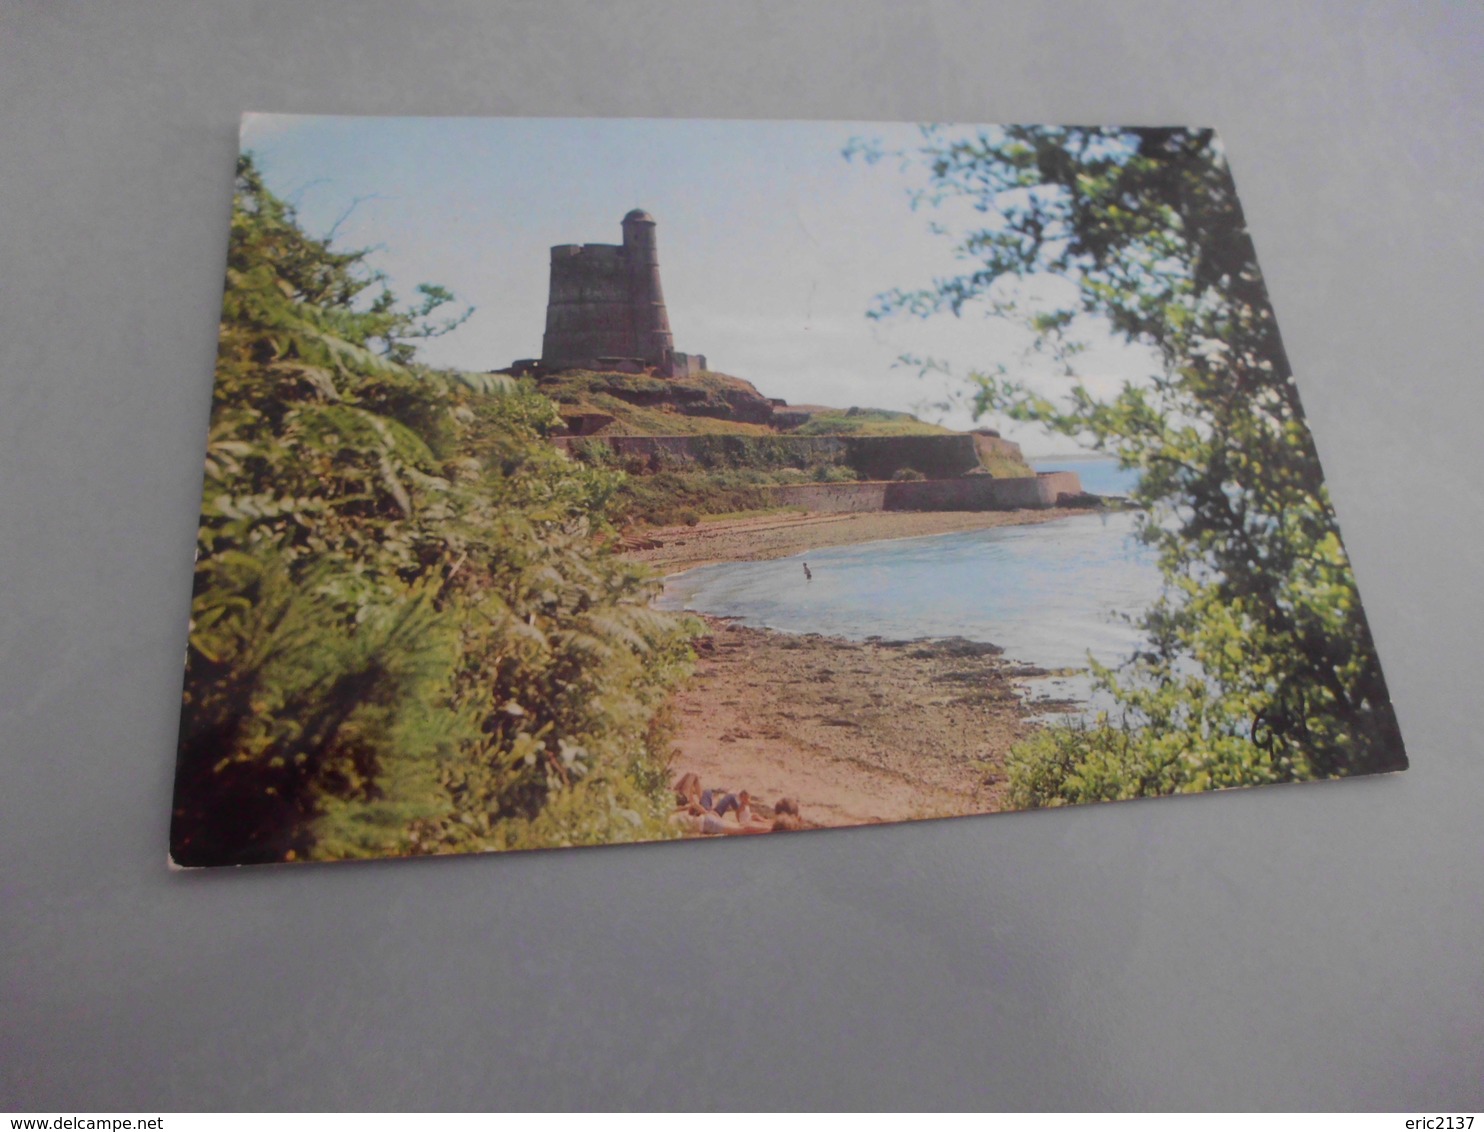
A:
<box><xmin>625</xmin><ymin>506</ymin><xmax>1090</xmax><ymax>573</ymax></box>
<box><xmin>665</xmin><ymin>617</ymin><xmax>1054</xmax><ymax>829</ymax></box>
<box><xmin>628</xmin><ymin>508</ymin><xmax>1083</xmax><ymax>832</ymax></box>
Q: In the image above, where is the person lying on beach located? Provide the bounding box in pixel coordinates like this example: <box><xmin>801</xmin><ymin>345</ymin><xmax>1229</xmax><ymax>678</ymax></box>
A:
<box><xmin>670</xmin><ymin>778</ymin><xmax>789</xmax><ymax>836</ymax></box>
<box><xmin>673</xmin><ymin>771</ymin><xmax>702</xmax><ymax>807</ymax></box>
<box><xmin>672</xmin><ymin>773</ymin><xmax>735</xmax><ymax>813</ymax></box>
<box><xmin>735</xmin><ymin>790</ymin><xmax>760</xmax><ymax>825</ymax></box>
<box><xmin>680</xmin><ymin>790</ymin><xmax>773</xmax><ymax>835</ymax></box>
<box><xmin>712</xmin><ymin>790</ymin><xmax>770</xmax><ymax>825</ymax></box>
<box><xmin>701</xmin><ymin>812</ymin><xmax>771</xmax><ymax>835</ymax></box>
<box><xmin>671</xmin><ymin>806</ymin><xmax>771</xmax><ymax>836</ymax></box>
<box><xmin>731</xmin><ymin>791</ymin><xmax>775</xmax><ymax>834</ymax></box>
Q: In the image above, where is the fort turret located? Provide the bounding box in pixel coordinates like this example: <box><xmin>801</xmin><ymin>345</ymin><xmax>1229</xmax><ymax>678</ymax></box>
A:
<box><xmin>537</xmin><ymin>210</ymin><xmax>706</xmax><ymax>378</ymax></box>
<box><xmin>619</xmin><ymin>209</ymin><xmax>675</xmax><ymax>366</ymax></box>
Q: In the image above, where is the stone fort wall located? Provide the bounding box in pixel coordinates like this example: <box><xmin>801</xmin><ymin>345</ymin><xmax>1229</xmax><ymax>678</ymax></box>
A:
<box><xmin>549</xmin><ymin>432</ymin><xmax>1083</xmax><ymax>511</ymax></box>
<box><xmin>768</xmin><ymin>471</ymin><xmax>1083</xmax><ymax>512</ymax></box>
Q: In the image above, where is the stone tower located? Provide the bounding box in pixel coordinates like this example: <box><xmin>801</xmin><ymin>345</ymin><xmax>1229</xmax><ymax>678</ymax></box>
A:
<box><xmin>538</xmin><ymin>210</ymin><xmax>706</xmax><ymax>378</ymax></box>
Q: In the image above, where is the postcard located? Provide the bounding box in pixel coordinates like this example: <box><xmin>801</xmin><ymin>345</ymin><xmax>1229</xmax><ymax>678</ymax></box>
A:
<box><xmin>169</xmin><ymin>115</ymin><xmax>1406</xmax><ymax>866</ymax></box>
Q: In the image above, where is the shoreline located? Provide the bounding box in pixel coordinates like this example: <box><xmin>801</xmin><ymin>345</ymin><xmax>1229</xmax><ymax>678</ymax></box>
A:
<box><xmin>624</xmin><ymin>505</ymin><xmax>1093</xmax><ymax>575</ymax></box>
<box><xmin>623</xmin><ymin>508</ymin><xmax>1088</xmax><ymax>834</ymax></box>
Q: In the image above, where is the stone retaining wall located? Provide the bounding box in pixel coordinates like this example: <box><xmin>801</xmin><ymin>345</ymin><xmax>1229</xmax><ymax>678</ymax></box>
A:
<box><xmin>759</xmin><ymin>481</ymin><xmax>890</xmax><ymax>513</ymax></box>
<box><xmin>548</xmin><ymin>431</ymin><xmax>1080</xmax><ymax>512</ymax></box>
<box><xmin>768</xmin><ymin>470</ymin><xmax>1083</xmax><ymax>513</ymax></box>
<box><xmin>551</xmin><ymin>434</ymin><xmax>849</xmax><ymax>465</ymax></box>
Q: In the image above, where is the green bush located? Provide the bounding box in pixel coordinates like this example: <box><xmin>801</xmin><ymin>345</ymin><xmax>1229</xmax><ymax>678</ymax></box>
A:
<box><xmin>172</xmin><ymin>156</ymin><xmax>699</xmax><ymax>865</ymax></box>
<box><xmin>813</xmin><ymin>464</ymin><xmax>860</xmax><ymax>483</ymax></box>
<box><xmin>865</xmin><ymin>125</ymin><xmax>1406</xmax><ymax>803</ymax></box>
<box><xmin>608</xmin><ymin>469</ymin><xmax>777</xmax><ymax>526</ymax></box>
<box><xmin>567</xmin><ymin>437</ymin><xmax>617</xmax><ymax>467</ymax></box>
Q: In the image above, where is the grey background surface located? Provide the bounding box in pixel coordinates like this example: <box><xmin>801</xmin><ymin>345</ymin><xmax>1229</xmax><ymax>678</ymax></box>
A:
<box><xmin>2</xmin><ymin>0</ymin><xmax>1481</xmax><ymax>1111</ymax></box>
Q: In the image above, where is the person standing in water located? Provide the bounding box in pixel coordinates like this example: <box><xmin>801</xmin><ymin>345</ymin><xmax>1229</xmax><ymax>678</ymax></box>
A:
<box><xmin>802</xmin><ymin>561</ymin><xmax>812</xmax><ymax>581</ymax></box>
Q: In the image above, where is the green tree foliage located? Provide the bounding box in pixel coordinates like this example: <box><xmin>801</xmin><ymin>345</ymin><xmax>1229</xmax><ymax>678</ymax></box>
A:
<box><xmin>172</xmin><ymin>156</ymin><xmax>697</xmax><ymax>865</ymax></box>
<box><xmin>853</xmin><ymin>126</ymin><xmax>1405</xmax><ymax>804</ymax></box>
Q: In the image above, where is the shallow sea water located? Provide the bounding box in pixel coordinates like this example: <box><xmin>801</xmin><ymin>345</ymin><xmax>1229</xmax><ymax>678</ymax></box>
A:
<box><xmin>657</xmin><ymin>458</ymin><xmax>1162</xmax><ymax>714</ymax></box>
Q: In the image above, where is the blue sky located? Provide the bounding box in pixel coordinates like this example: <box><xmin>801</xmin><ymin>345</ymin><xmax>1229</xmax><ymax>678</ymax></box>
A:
<box><xmin>240</xmin><ymin>114</ymin><xmax>1159</xmax><ymax>456</ymax></box>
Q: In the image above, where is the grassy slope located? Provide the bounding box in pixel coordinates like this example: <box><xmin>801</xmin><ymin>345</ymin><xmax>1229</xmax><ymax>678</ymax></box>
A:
<box><xmin>533</xmin><ymin>370</ymin><xmax>955</xmax><ymax>438</ymax></box>
<box><xmin>524</xmin><ymin>369</ymin><xmax>1034</xmax><ymax>524</ymax></box>
<box><xmin>564</xmin><ymin>393</ymin><xmax>775</xmax><ymax>435</ymax></box>
<box><xmin>533</xmin><ymin>369</ymin><xmax>774</xmax><ymax>435</ymax></box>
<box><xmin>789</xmin><ymin>408</ymin><xmax>953</xmax><ymax>436</ymax></box>
<box><xmin>978</xmin><ymin>452</ymin><xmax>1036</xmax><ymax>478</ymax></box>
